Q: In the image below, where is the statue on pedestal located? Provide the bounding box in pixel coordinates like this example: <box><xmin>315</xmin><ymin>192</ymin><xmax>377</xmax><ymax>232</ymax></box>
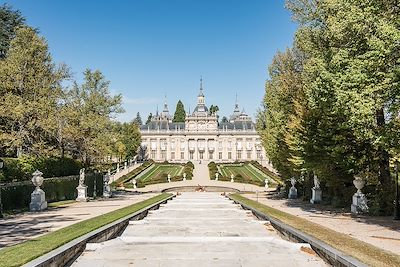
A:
<box><xmin>310</xmin><ymin>174</ymin><xmax>322</xmax><ymax>204</ymax></box>
<box><xmin>76</xmin><ymin>168</ymin><xmax>88</xmax><ymax>202</ymax></box>
<box><xmin>103</xmin><ymin>173</ymin><xmax>112</xmax><ymax>198</ymax></box>
<box><xmin>288</xmin><ymin>177</ymin><xmax>297</xmax><ymax>199</ymax></box>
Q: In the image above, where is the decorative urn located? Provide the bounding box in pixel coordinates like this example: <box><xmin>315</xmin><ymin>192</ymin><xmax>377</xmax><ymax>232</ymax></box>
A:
<box><xmin>353</xmin><ymin>175</ymin><xmax>365</xmax><ymax>194</ymax></box>
<box><xmin>32</xmin><ymin>170</ymin><xmax>44</xmax><ymax>189</ymax></box>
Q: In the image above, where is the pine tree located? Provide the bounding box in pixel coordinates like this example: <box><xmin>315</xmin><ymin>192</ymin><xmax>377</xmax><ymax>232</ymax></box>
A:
<box><xmin>145</xmin><ymin>113</ymin><xmax>153</xmax><ymax>125</ymax></box>
<box><xmin>0</xmin><ymin>27</ymin><xmax>68</xmax><ymax>156</ymax></box>
<box><xmin>173</xmin><ymin>100</ymin><xmax>186</xmax><ymax>122</ymax></box>
<box><xmin>0</xmin><ymin>4</ymin><xmax>25</xmax><ymax>58</ymax></box>
<box><xmin>133</xmin><ymin>112</ymin><xmax>142</xmax><ymax>126</ymax></box>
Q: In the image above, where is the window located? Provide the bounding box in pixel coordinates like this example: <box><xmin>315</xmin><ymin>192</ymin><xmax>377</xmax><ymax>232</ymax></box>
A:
<box><xmin>171</xmin><ymin>152</ymin><xmax>175</xmax><ymax>160</ymax></box>
<box><xmin>181</xmin><ymin>152</ymin><xmax>184</xmax><ymax>159</ymax></box>
<box><xmin>209</xmin><ymin>152</ymin><xmax>213</xmax><ymax>160</ymax></box>
<box><xmin>189</xmin><ymin>151</ymin><xmax>194</xmax><ymax>160</ymax></box>
<box><xmin>218</xmin><ymin>141</ymin><xmax>223</xmax><ymax>148</ymax></box>
<box><xmin>199</xmin><ymin>152</ymin><xmax>204</xmax><ymax>159</ymax></box>
<box><xmin>161</xmin><ymin>151</ymin><xmax>166</xmax><ymax>159</ymax></box>
<box><xmin>237</xmin><ymin>151</ymin><xmax>242</xmax><ymax>159</ymax></box>
<box><xmin>219</xmin><ymin>152</ymin><xmax>222</xmax><ymax>160</ymax></box>
<box><xmin>171</xmin><ymin>140</ymin><xmax>176</xmax><ymax>149</ymax></box>
<box><xmin>257</xmin><ymin>152</ymin><xmax>262</xmax><ymax>159</ymax></box>
<box><xmin>247</xmin><ymin>152</ymin><xmax>251</xmax><ymax>159</ymax></box>
<box><xmin>228</xmin><ymin>152</ymin><xmax>232</xmax><ymax>160</ymax></box>
<box><xmin>151</xmin><ymin>150</ymin><xmax>156</xmax><ymax>159</ymax></box>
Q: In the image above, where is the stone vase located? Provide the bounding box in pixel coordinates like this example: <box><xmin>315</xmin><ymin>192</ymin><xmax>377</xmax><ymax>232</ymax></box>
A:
<box><xmin>30</xmin><ymin>170</ymin><xmax>47</xmax><ymax>211</ymax></box>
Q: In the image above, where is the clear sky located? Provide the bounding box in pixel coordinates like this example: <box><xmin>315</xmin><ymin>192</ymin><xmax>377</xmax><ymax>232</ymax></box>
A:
<box><xmin>3</xmin><ymin>0</ymin><xmax>297</xmax><ymax>122</ymax></box>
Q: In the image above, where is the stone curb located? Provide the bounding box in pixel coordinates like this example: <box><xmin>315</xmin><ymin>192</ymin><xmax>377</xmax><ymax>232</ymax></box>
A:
<box><xmin>23</xmin><ymin>194</ymin><xmax>174</xmax><ymax>267</ymax></box>
<box><xmin>228</xmin><ymin>195</ymin><xmax>368</xmax><ymax>267</ymax></box>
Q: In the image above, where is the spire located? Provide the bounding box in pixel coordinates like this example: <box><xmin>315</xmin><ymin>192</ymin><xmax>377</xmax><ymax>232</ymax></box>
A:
<box><xmin>234</xmin><ymin>93</ymin><xmax>240</xmax><ymax>112</ymax></box>
<box><xmin>156</xmin><ymin>105</ymin><xmax>159</xmax><ymax>116</ymax></box>
<box><xmin>198</xmin><ymin>76</ymin><xmax>204</xmax><ymax>97</ymax></box>
<box><xmin>163</xmin><ymin>94</ymin><xmax>168</xmax><ymax>112</ymax></box>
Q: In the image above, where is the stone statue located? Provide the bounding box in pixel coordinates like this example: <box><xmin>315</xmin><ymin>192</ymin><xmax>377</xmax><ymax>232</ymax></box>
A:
<box><xmin>76</xmin><ymin>168</ymin><xmax>88</xmax><ymax>202</ymax></box>
<box><xmin>290</xmin><ymin>177</ymin><xmax>296</xmax><ymax>187</ymax></box>
<box><xmin>79</xmin><ymin>168</ymin><xmax>85</xmax><ymax>186</ymax></box>
<box><xmin>313</xmin><ymin>174</ymin><xmax>320</xmax><ymax>189</ymax></box>
<box><xmin>288</xmin><ymin>177</ymin><xmax>297</xmax><ymax>199</ymax></box>
<box><xmin>310</xmin><ymin>173</ymin><xmax>322</xmax><ymax>204</ymax></box>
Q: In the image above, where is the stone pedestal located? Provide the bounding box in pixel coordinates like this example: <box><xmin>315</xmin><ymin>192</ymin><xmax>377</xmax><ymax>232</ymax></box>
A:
<box><xmin>76</xmin><ymin>185</ymin><xmax>88</xmax><ymax>202</ymax></box>
<box><xmin>30</xmin><ymin>189</ymin><xmax>47</xmax><ymax>211</ymax></box>
<box><xmin>351</xmin><ymin>193</ymin><xmax>368</xmax><ymax>214</ymax></box>
<box><xmin>288</xmin><ymin>186</ymin><xmax>297</xmax><ymax>199</ymax></box>
<box><xmin>103</xmin><ymin>183</ymin><xmax>112</xmax><ymax>198</ymax></box>
<box><xmin>310</xmin><ymin>188</ymin><xmax>322</xmax><ymax>204</ymax></box>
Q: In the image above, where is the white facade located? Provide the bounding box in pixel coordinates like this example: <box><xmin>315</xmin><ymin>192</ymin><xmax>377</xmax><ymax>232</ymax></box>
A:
<box><xmin>140</xmin><ymin>80</ymin><xmax>266</xmax><ymax>163</ymax></box>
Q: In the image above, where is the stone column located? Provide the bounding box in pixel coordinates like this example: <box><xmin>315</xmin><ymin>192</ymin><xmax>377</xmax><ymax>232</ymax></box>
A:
<box><xmin>29</xmin><ymin>170</ymin><xmax>47</xmax><ymax>211</ymax></box>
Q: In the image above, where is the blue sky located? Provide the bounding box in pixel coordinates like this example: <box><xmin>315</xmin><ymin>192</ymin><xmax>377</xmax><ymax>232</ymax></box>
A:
<box><xmin>3</xmin><ymin>0</ymin><xmax>297</xmax><ymax>122</ymax></box>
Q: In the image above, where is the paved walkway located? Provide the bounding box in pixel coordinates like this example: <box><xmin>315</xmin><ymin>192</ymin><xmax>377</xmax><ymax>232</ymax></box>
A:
<box><xmin>0</xmin><ymin>193</ymin><xmax>157</xmax><ymax>248</ymax></box>
<box><xmin>72</xmin><ymin>192</ymin><xmax>326</xmax><ymax>267</ymax></box>
<box><xmin>134</xmin><ymin>161</ymin><xmax>268</xmax><ymax>193</ymax></box>
<box><xmin>243</xmin><ymin>193</ymin><xmax>400</xmax><ymax>255</ymax></box>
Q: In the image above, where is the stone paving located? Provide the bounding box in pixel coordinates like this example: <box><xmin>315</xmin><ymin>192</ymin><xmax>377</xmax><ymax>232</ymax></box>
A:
<box><xmin>72</xmin><ymin>192</ymin><xmax>326</xmax><ymax>267</ymax></box>
<box><xmin>0</xmin><ymin>192</ymin><xmax>157</xmax><ymax>248</ymax></box>
<box><xmin>243</xmin><ymin>193</ymin><xmax>400</xmax><ymax>255</ymax></box>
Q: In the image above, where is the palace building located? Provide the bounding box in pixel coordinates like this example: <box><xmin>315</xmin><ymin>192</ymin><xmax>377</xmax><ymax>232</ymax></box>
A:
<box><xmin>140</xmin><ymin>79</ymin><xmax>266</xmax><ymax>163</ymax></box>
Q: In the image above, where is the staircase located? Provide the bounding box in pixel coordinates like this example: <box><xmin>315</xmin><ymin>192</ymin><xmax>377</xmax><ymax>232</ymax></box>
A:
<box><xmin>72</xmin><ymin>193</ymin><xmax>325</xmax><ymax>266</ymax></box>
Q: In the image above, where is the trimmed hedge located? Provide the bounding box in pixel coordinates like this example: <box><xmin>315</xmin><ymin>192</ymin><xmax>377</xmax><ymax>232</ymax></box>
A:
<box><xmin>0</xmin><ymin>157</ymin><xmax>82</xmax><ymax>183</ymax></box>
<box><xmin>1</xmin><ymin>173</ymin><xmax>103</xmax><ymax>212</ymax></box>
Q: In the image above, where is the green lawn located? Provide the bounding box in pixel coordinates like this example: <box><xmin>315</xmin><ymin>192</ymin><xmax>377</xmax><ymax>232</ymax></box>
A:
<box><xmin>219</xmin><ymin>164</ymin><xmax>266</xmax><ymax>182</ymax></box>
<box><xmin>230</xmin><ymin>193</ymin><xmax>400</xmax><ymax>267</ymax></box>
<box><xmin>217</xmin><ymin>162</ymin><xmax>277</xmax><ymax>187</ymax></box>
<box><xmin>138</xmin><ymin>164</ymin><xmax>184</xmax><ymax>182</ymax></box>
<box><xmin>0</xmin><ymin>193</ymin><xmax>172</xmax><ymax>267</ymax></box>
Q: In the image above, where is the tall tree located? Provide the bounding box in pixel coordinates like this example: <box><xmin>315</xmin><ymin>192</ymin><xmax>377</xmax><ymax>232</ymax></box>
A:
<box><xmin>133</xmin><ymin>112</ymin><xmax>142</xmax><ymax>126</ymax></box>
<box><xmin>0</xmin><ymin>27</ymin><xmax>68</xmax><ymax>156</ymax></box>
<box><xmin>63</xmin><ymin>69</ymin><xmax>123</xmax><ymax>166</ymax></box>
<box><xmin>145</xmin><ymin>113</ymin><xmax>153</xmax><ymax>125</ymax></box>
<box><xmin>173</xmin><ymin>100</ymin><xmax>185</xmax><ymax>122</ymax></box>
<box><xmin>209</xmin><ymin>105</ymin><xmax>219</xmax><ymax>115</ymax></box>
<box><xmin>221</xmin><ymin>116</ymin><xmax>228</xmax><ymax>123</ymax></box>
<box><xmin>0</xmin><ymin>4</ymin><xmax>25</xmax><ymax>58</ymax></box>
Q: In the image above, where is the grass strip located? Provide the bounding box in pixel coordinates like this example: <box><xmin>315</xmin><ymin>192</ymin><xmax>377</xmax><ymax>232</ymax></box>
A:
<box><xmin>230</xmin><ymin>193</ymin><xmax>400</xmax><ymax>267</ymax></box>
<box><xmin>0</xmin><ymin>193</ymin><xmax>172</xmax><ymax>267</ymax></box>
<box><xmin>48</xmin><ymin>200</ymin><xmax>76</xmax><ymax>208</ymax></box>
<box><xmin>244</xmin><ymin>165</ymin><xmax>265</xmax><ymax>182</ymax></box>
<box><xmin>140</xmin><ymin>165</ymin><xmax>160</xmax><ymax>182</ymax></box>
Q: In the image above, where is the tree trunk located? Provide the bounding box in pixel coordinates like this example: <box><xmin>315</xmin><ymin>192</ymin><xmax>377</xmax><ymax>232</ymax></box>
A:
<box><xmin>376</xmin><ymin>108</ymin><xmax>391</xmax><ymax>185</ymax></box>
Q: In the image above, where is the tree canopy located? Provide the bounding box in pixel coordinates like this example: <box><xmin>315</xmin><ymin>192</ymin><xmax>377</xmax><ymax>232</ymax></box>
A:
<box><xmin>258</xmin><ymin>0</ymin><xmax>400</xmax><ymax>214</ymax></box>
<box><xmin>0</xmin><ymin>4</ymin><xmax>26</xmax><ymax>58</ymax></box>
<box><xmin>173</xmin><ymin>100</ymin><xmax>186</xmax><ymax>122</ymax></box>
<box><xmin>0</xmin><ymin>6</ymin><xmax>141</xmax><ymax>166</ymax></box>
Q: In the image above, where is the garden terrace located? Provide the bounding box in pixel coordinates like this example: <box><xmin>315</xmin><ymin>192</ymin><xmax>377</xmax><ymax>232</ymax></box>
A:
<box><xmin>209</xmin><ymin>161</ymin><xmax>280</xmax><ymax>187</ymax></box>
<box><xmin>133</xmin><ymin>162</ymin><xmax>193</xmax><ymax>188</ymax></box>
